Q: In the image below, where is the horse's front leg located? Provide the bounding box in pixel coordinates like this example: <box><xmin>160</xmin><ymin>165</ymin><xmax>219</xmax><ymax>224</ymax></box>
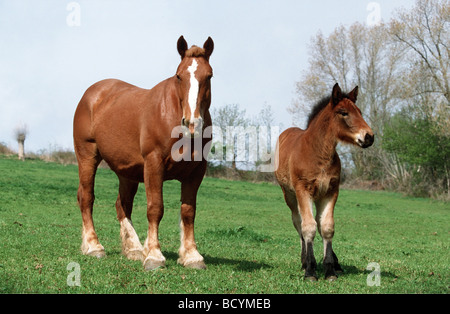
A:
<box><xmin>142</xmin><ymin>156</ymin><xmax>166</xmax><ymax>271</ymax></box>
<box><xmin>178</xmin><ymin>167</ymin><xmax>206</xmax><ymax>269</ymax></box>
<box><xmin>315</xmin><ymin>192</ymin><xmax>343</xmax><ymax>281</ymax></box>
<box><xmin>295</xmin><ymin>188</ymin><xmax>317</xmax><ymax>281</ymax></box>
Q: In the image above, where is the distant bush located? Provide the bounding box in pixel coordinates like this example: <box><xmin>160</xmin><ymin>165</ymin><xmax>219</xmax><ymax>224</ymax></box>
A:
<box><xmin>206</xmin><ymin>162</ymin><xmax>277</xmax><ymax>183</ymax></box>
<box><xmin>35</xmin><ymin>145</ymin><xmax>77</xmax><ymax>165</ymax></box>
<box><xmin>0</xmin><ymin>142</ymin><xmax>14</xmax><ymax>155</ymax></box>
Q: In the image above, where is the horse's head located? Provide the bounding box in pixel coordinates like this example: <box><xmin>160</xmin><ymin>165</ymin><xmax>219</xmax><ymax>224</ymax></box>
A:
<box><xmin>175</xmin><ymin>36</ymin><xmax>214</xmax><ymax>137</ymax></box>
<box><xmin>331</xmin><ymin>83</ymin><xmax>374</xmax><ymax>148</ymax></box>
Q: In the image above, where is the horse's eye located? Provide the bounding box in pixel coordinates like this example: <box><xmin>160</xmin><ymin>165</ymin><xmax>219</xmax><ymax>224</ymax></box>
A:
<box><xmin>339</xmin><ymin>110</ymin><xmax>348</xmax><ymax>117</ymax></box>
<box><xmin>176</xmin><ymin>74</ymin><xmax>181</xmax><ymax>81</ymax></box>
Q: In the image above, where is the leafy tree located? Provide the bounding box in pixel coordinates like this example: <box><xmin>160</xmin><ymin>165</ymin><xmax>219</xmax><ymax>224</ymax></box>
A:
<box><xmin>383</xmin><ymin>109</ymin><xmax>450</xmax><ymax>196</ymax></box>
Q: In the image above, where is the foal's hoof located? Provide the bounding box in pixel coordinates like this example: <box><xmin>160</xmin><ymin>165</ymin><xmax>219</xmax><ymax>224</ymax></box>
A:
<box><xmin>304</xmin><ymin>276</ymin><xmax>318</xmax><ymax>282</ymax></box>
<box><xmin>125</xmin><ymin>250</ymin><xmax>145</xmax><ymax>262</ymax></box>
<box><xmin>326</xmin><ymin>275</ymin><xmax>338</xmax><ymax>282</ymax></box>
<box><xmin>143</xmin><ymin>258</ymin><xmax>166</xmax><ymax>271</ymax></box>
<box><xmin>184</xmin><ymin>260</ymin><xmax>207</xmax><ymax>270</ymax></box>
<box><xmin>87</xmin><ymin>250</ymin><xmax>106</xmax><ymax>259</ymax></box>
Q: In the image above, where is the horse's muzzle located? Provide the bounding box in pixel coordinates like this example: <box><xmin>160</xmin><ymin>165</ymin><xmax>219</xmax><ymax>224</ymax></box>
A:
<box><xmin>181</xmin><ymin>117</ymin><xmax>203</xmax><ymax>138</ymax></box>
<box><xmin>358</xmin><ymin>132</ymin><xmax>374</xmax><ymax>148</ymax></box>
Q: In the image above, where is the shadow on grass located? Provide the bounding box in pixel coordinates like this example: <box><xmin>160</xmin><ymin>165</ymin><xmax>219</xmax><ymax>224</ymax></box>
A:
<box><xmin>205</xmin><ymin>255</ymin><xmax>273</xmax><ymax>272</ymax></box>
<box><xmin>109</xmin><ymin>250</ymin><xmax>397</xmax><ymax>279</ymax></box>
<box><xmin>162</xmin><ymin>251</ymin><xmax>272</xmax><ymax>272</ymax></box>
<box><xmin>314</xmin><ymin>262</ymin><xmax>398</xmax><ymax>280</ymax></box>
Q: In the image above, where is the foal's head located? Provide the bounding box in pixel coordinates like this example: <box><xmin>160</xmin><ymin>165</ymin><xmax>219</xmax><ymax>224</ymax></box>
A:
<box><xmin>309</xmin><ymin>83</ymin><xmax>374</xmax><ymax>148</ymax></box>
<box><xmin>331</xmin><ymin>83</ymin><xmax>374</xmax><ymax>148</ymax></box>
<box><xmin>176</xmin><ymin>36</ymin><xmax>214</xmax><ymax>137</ymax></box>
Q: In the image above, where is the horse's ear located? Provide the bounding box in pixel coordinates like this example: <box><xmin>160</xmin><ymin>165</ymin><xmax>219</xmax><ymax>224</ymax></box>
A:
<box><xmin>203</xmin><ymin>37</ymin><xmax>214</xmax><ymax>60</ymax></box>
<box><xmin>331</xmin><ymin>83</ymin><xmax>342</xmax><ymax>107</ymax></box>
<box><xmin>348</xmin><ymin>86</ymin><xmax>358</xmax><ymax>102</ymax></box>
<box><xmin>177</xmin><ymin>35</ymin><xmax>188</xmax><ymax>59</ymax></box>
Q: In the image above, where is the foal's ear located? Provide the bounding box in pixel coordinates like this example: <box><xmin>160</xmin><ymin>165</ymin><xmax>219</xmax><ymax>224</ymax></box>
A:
<box><xmin>348</xmin><ymin>86</ymin><xmax>358</xmax><ymax>102</ymax></box>
<box><xmin>203</xmin><ymin>37</ymin><xmax>214</xmax><ymax>60</ymax></box>
<box><xmin>331</xmin><ymin>83</ymin><xmax>343</xmax><ymax>107</ymax></box>
<box><xmin>177</xmin><ymin>35</ymin><xmax>188</xmax><ymax>59</ymax></box>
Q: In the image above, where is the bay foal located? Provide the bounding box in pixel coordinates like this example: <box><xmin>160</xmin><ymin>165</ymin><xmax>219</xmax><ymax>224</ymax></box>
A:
<box><xmin>73</xmin><ymin>36</ymin><xmax>214</xmax><ymax>270</ymax></box>
<box><xmin>275</xmin><ymin>83</ymin><xmax>374</xmax><ymax>281</ymax></box>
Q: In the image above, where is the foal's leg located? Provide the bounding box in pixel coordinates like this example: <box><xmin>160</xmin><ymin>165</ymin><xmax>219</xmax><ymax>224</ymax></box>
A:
<box><xmin>295</xmin><ymin>188</ymin><xmax>318</xmax><ymax>281</ymax></box>
<box><xmin>282</xmin><ymin>187</ymin><xmax>307</xmax><ymax>269</ymax></box>
<box><xmin>142</xmin><ymin>156</ymin><xmax>166</xmax><ymax>270</ymax></box>
<box><xmin>116</xmin><ymin>176</ymin><xmax>144</xmax><ymax>261</ymax></box>
<box><xmin>315</xmin><ymin>193</ymin><xmax>343</xmax><ymax>281</ymax></box>
<box><xmin>178</xmin><ymin>168</ymin><xmax>206</xmax><ymax>269</ymax></box>
<box><xmin>75</xmin><ymin>143</ymin><xmax>105</xmax><ymax>258</ymax></box>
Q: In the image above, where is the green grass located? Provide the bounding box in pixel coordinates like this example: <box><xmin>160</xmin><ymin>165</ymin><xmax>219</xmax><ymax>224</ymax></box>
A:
<box><xmin>0</xmin><ymin>155</ymin><xmax>448</xmax><ymax>293</ymax></box>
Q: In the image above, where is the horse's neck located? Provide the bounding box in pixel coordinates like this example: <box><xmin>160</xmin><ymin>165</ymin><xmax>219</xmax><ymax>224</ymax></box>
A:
<box><xmin>304</xmin><ymin>113</ymin><xmax>338</xmax><ymax>164</ymax></box>
<box><xmin>152</xmin><ymin>77</ymin><xmax>182</xmax><ymax>117</ymax></box>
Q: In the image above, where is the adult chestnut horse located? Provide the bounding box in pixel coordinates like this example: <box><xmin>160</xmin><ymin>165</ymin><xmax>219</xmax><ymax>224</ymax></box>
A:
<box><xmin>274</xmin><ymin>83</ymin><xmax>374</xmax><ymax>281</ymax></box>
<box><xmin>73</xmin><ymin>36</ymin><xmax>214</xmax><ymax>270</ymax></box>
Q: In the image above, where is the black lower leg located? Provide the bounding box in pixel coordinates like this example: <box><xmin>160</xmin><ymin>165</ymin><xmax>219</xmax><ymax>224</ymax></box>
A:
<box><xmin>301</xmin><ymin>236</ymin><xmax>306</xmax><ymax>270</ymax></box>
<box><xmin>332</xmin><ymin>249</ymin><xmax>343</xmax><ymax>273</ymax></box>
<box><xmin>304</xmin><ymin>242</ymin><xmax>317</xmax><ymax>280</ymax></box>
<box><xmin>324</xmin><ymin>242</ymin><xmax>337</xmax><ymax>279</ymax></box>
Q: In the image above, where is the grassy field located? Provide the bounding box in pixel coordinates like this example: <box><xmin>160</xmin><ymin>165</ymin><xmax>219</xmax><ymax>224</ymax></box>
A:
<box><xmin>0</xmin><ymin>155</ymin><xmax>448</xmax><ymax>294</ymax></box>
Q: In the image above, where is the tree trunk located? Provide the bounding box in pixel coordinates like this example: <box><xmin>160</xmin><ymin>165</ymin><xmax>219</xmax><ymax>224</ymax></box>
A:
<box><xmin>18</xmin><ymin>140</ymin><xmax>24</xmax><ymax>161</ymax></box>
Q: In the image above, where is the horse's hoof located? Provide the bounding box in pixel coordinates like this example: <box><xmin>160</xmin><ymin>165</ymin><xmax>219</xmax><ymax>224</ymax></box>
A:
<box><xmin>304</xmin><ymin>276</ymin><xmax>318</xmax><ymax>282</ymax></box>
<box><xmin>143</xmin><ymin>258</ymin><xmax>166</xmax><ymax>271</ymax></box>
<box><xmin>184</xmin><ymin>261</ymin><xmax>207</xmax><ymax>270</ymax></box>
<box><xmin>125</xmin><ymin>250</ymin><xmax>145</xmax><ymax>261</ymax></box>
<box><xmin>326</xmin><ymin>275</ymin><xmax>338</xmax><ymax>282</ymax></box>
<box><xmin>87</xmin><ymin>250</ymin><xmax>106</xmax><ymax>259</ymax></box>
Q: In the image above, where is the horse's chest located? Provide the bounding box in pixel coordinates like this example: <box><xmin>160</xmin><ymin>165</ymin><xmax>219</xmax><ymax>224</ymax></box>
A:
<box><xmin>301</xmin><ymin>169</ymin><xmax>339</xmax><ymax>199</ymax></box>
<box><xmin>313</xmin><ymin>172</ymin><xmax>335</xmax><ymax>197</ymax></box>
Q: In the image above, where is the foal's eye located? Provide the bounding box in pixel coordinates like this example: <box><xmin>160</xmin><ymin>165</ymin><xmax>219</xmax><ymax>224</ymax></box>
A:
<box><xmin>338</xmin><ymin>110</ymin><xmax>348</xmax><ymax>117</ymax></box>
<box><xmin>176</xmin><ymin>74</ymin><xmax>181</xmax><ymax>81</ymax></box>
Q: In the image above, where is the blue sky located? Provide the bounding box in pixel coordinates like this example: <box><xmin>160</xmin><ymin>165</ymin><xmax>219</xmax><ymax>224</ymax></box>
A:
<box><xmin>0</xmin><ymin>0</ymin><xmax>416</xmax><ymax>152</ymax></box>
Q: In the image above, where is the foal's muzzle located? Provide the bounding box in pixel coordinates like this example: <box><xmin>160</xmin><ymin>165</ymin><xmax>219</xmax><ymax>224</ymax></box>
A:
<box><xmin>181</xmin><ymin>117</ymin><xmax>203</xmax><ymax>138</ymax></box>
<box><xmin>358</xmin><ymin>132</ymin><xmax>374</xmax><ymax>148</ymax></box>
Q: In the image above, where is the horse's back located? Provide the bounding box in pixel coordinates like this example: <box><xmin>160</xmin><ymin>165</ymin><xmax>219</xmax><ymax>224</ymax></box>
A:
<box><xmin>274</xmin><ymin>127</ymin><xmax>305</xmax><ymax>187</ymax></box>
<box><xmin>74</xmin><ymin>79</ymin><xmax>151</xmax><ymax>179</ymax></box>
<box><xmin>277</xmin><ymin>127</ymin><xmax>305</xmax><ymax>155</ymax></box>
<box><xmin>80</xmin><ymin>79</ymin><xmax>145</xmax><ymax>115</ymax></box>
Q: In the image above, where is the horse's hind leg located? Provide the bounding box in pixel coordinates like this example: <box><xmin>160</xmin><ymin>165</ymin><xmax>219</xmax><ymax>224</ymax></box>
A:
<box><xmin>75</xmin><ymin>142</ymin><xmax>105</xmax><ymax>258</ymax></box>
<box><xmin>116</xmin><ymin>176</ymin><xmax>144</xmax><ymax>261</ymax></box>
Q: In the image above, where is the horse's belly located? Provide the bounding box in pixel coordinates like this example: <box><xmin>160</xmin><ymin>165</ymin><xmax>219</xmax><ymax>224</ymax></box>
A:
<box><xmin>102</xmin><ymin>151</ymin><xmax>145</xmax><ymax>182</ymax></box>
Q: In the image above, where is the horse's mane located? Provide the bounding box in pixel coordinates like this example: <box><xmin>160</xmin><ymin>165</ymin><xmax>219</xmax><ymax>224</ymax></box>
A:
<box><xmin>306</xmin><ymin>92</ymin><xmax>351</xmax><ymax>127</ymax></box>
<box><xmin>185</xmin><ymin>46</ymin><xmax>206</xmax><ymax>58</ymax></box>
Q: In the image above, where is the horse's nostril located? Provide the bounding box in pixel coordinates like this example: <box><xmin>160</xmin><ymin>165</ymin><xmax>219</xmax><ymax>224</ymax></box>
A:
<box><xmin>363</xmin><ymin>133</ymin><xmax>374</xmax><ymax>147</ymax></box>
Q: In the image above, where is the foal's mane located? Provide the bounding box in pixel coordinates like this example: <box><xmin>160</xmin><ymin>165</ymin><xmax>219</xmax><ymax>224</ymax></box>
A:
<box><xmin>184</xmin><ymin>46</ymin><xmax>206</xmax><ymax>58</ymax></box>
<box><xmin>306</xmin><ymin>92</ymin><xmax>351</xmax><ymax>127</ymax></box>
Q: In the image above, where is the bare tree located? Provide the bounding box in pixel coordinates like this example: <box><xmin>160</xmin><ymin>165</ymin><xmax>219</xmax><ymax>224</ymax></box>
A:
<box><xmin>15</xmin><ymin>124</ymin><xmax>28</xmax><ymax>161</ymax></box>
<box><xmin>211</xmin><ymin>104</ymin><xmax>249</xmax><ymax>169</ymax></box>
<box><xmin>390</xmin><ymin>0</ymin><xmax>450</xmax><ymax>136</ymax></box>
<box><xmin>390</xmin><ymin>0</ymin><xmax>449</xmax><ymax>104</ymax></box>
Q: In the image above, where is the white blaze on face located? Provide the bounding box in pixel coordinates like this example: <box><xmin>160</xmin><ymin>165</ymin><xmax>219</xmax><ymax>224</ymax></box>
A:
<box><xmin>187</xmin><ymin>59</ymin><xmax>199</xmax><ymax>123</ymax></box>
